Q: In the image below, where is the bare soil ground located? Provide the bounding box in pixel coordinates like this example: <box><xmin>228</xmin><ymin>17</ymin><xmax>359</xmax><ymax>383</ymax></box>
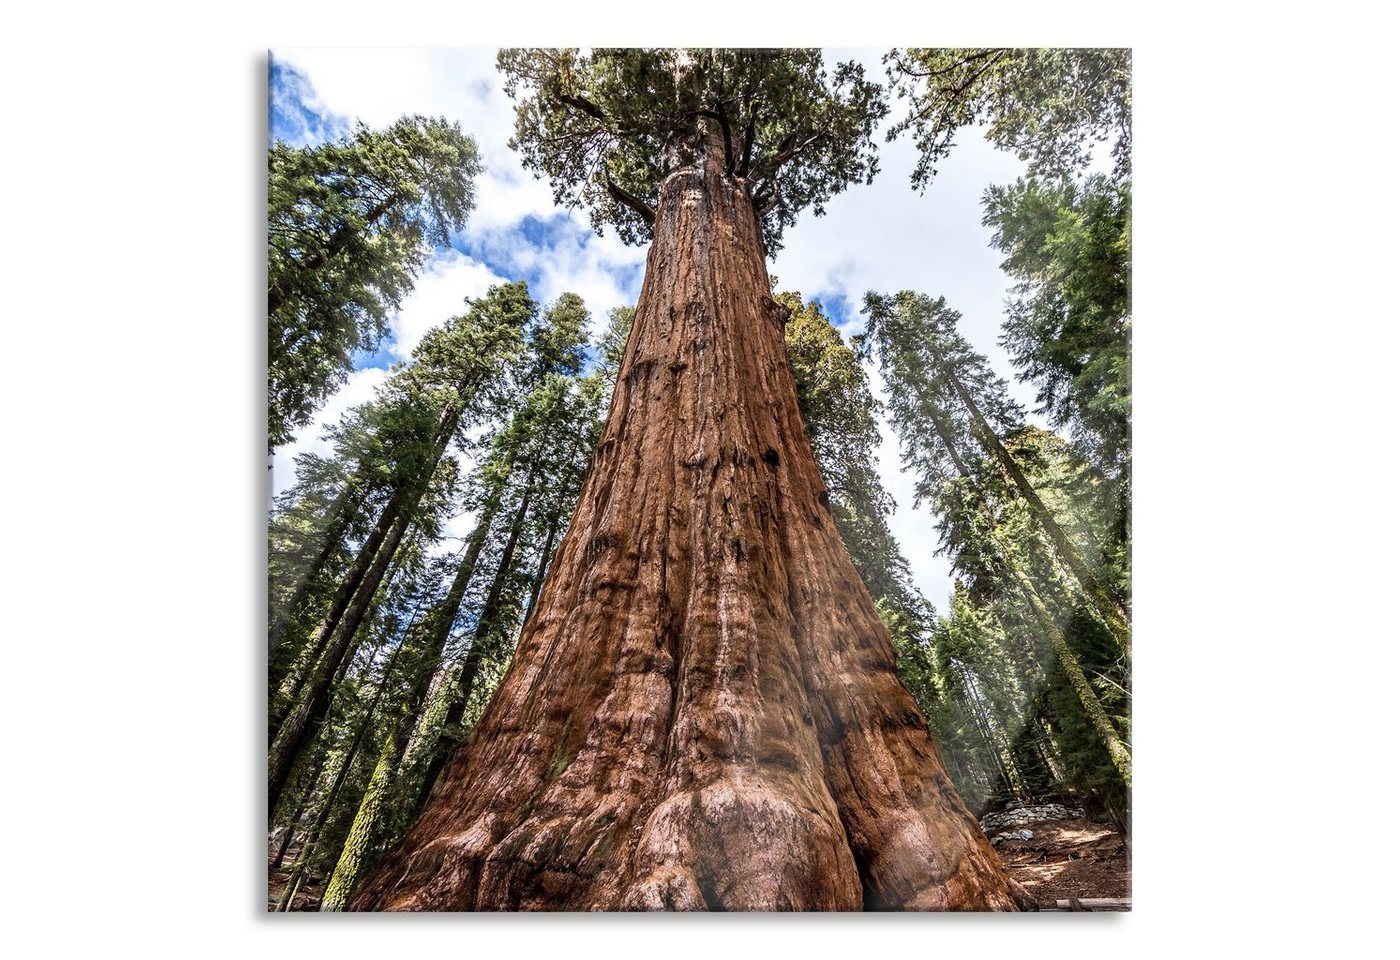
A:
<box><xmin>995</xmin><ymin>818</ymin><xmax>1131</xmax><ymax>910</ymax></box>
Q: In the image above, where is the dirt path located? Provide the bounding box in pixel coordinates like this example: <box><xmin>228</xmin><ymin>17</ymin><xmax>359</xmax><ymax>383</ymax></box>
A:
<box><xmin>994</xmin><ymin>817</ymin><xmax>1130</xmax><ymax>910</ymax></box>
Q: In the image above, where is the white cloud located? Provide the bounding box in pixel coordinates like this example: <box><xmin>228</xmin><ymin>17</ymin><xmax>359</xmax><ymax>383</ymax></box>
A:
<box><xmin>469</xmin><ymin>217</ymin><xmax>645</xmax><ymax>334</ymax></box>
<box><xmin>387</xmin><ymin>249</ymin><xmax>509</xmax><ymax>361</ymax></box>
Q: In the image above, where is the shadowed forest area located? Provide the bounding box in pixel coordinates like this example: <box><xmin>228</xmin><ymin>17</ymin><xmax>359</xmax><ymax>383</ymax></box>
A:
<box><xmin>268</xmin><ymin>48</ymin><xmax>1130</xmax><ymax>912</ymax></box>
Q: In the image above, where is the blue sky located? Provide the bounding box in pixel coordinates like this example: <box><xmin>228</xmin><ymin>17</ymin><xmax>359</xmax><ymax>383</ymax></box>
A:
<box><xmin>268</xmin><ymin>48</ymin><xmax>1047</xmax><ymax>613</ymax></box>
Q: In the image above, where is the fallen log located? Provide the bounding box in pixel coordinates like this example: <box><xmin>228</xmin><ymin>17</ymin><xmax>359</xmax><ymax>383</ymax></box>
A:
<box><xmin>1044</xmin><ymin>897</ymin><xmax>1131</xmax><ymax>912</ymax></box>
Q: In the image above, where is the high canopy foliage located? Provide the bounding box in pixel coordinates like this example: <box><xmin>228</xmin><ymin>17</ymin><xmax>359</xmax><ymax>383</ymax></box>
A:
<box><xmin>497</xmin><ymin>48</ymin><xmax>887</xmax><ymax>249</ymax></box>
<box><xmin>859</xmin><ymin>290</ymin><xmax>1024</xmax><ymax>496</ymax></box>
<box><xmin>884</xmin><ymin>48</ymin><xmax>1131</xmax><ymax>189</ymax></box>
<box><xmin>983</xmin><ymin>174</ymin><xmax>1132</xmax><ymax>482</ymax></box>
<box><xmin>268</xmin><ymin>115</ymin><xmax>483</xmax><ymax>449</ymax></box>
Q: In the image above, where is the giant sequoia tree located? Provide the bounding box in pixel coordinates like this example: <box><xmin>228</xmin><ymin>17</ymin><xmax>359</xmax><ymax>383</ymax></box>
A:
<box><xmin>352</xmin><ymin>49</ymin><xmax>1021</xmax><ymax>912</ymax></box>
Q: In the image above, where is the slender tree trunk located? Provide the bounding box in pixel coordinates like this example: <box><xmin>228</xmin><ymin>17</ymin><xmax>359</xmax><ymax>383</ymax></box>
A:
<box><xmin>268</xmin><ymin>505</ymin><xmax>414</xmax><ymax>809</ymax></box>
<box><xmin>318</xmin><ymin>726</ymin><xmax>400</xmax><ymax>911</ymax></box>
<box><xmin>352</xmin><ymin>146</ymin><xmax>1020</xmax><ymax>911</ymax></box>
<box><xmin>525</xmin><ymin>484</ymin><xmax>567</xmax><ymax>616</ymax></box>
<box><xmin>272</xmin><ymin>746</ymin><xmax>330</xmax><ymax>870</ymax></box>
<box><xmin>275</xmin><ymin>760</ymin><xmax>347</xmax><ymax>911</ymax></box>
<box><xmin>273</xmin><ymin>636</ymin><xmax>410</xmax><ymax>910</ymax></box>
<box><xmin>1003</xmin><ymin>560</ymin><xmax>1132</xmax><ymax>788</ymax></box>
<box><xmin>269</xmin><ymin>389</ymin><xmax>476</xmax><ymax>807</ymax></box>
<box><xmin>269</xmin><ymin>466</ymin><xmax>371</xmax><ymax>661</ymax></box>
<box><xmin>318</xmin><ymin>494</ymin><xmax>508</xmax><ymax>911</ymax></box>
<box><xmin>900</xmin><ymin>359</ymin><xmax>1131</xmax><ymax>795</ymax></box>
<box><xmin>963</xmin><ymin>493</ymin><xmax>1131</xmax><ymax>789</ymax></box>
<box><xmin>413</xmin><ymin>470</ymin><xmax>538</xmax><ymax>810</ymax></box>
<box><xmin>271</xmin><ymin>487</ymin><xmax>410</xmax><ymax>729</ymax></box>
<box><xmin>1034</xmin><ymin>716</ymin><xmax>1068</xmax><ymax>786</ymax></box>
<box><xmin>941</xmin><ymin>364</ymin><xmax>1132</xmax><ymax>660</ymax></box>
<box><xmin>954</xmin><ymin>664</ymin><xmax>1018</xmax><ymax>802</ymax></box>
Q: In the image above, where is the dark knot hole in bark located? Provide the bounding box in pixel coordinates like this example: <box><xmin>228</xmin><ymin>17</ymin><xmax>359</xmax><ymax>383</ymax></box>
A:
<box><xmin>584</xmin><ymin>532</ymin><xmax>619</xmax><ymax>565</ymax></box>
<box><xmin>761</xmin><ymin>447</ymin><xmax>780</xmax><ymax>469</ymax></box>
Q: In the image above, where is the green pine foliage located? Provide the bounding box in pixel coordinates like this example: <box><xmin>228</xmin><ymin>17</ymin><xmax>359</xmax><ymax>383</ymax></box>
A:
<box><xmin>268</xmin><ymin>115</ymin><xmax>483</xmax><ymax>449</ymax></box>
<box><xmin>983</xmin><ymin>175</ymin><xmax>1132</xmax><ymax>487</ymax></box>
<box><xmin>885</xmin><ymin>47</ymin><xmax>1131</xmax><ymax>188</ymax></box>
<box><xmin>497</xmin><ymin>48</ymin><xmax>886</xmax><ymax>250</ymax></box>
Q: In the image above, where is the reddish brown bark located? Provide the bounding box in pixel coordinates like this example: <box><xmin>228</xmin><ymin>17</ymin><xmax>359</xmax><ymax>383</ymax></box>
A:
<box><xmin>352</xmin><ymin>150</ymin><xmax>1020</xmax><ymax>912</ymax></box>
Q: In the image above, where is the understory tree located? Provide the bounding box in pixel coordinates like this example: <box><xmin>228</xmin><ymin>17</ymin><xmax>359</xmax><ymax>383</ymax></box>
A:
<box><xmin>862</xmin><ymin>290</ymin><xmax>1130</xmax><ymax>810</ymax></box>
<box><xmin>268</xmin><ymin>283</ymin><xmax>534</xmax><ymax>810</ymax></box>
<box><xmin>268</xmin><ymin>283</ymin><xmax>604</xmax><ymax>909</ymax></box>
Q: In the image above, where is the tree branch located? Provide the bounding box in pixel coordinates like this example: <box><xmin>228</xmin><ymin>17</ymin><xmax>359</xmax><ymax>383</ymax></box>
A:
<box><xmin>738</xmin><ymin>116</ymin><xmax>756</xmax><ymax>178</ymax></box>
<box><xmin>558</xmin><ymin>92</ymin><xmax>609</xmax><ymax>126</ymax></box>
<box><xmin>752</xmin><ymin>187</ymin><xmax>778</xmax><ymax>220</ymax></box>
<box><xmin>737</xmin><ymin>75</ymin><xmax>758</xmax><ymax>178</ymax></box>
<box><xmin>680</xmin><ymin>108</ymin><xmax>735</xmax><ymax>173</ymax></box>
<box><xmin>894</xmin><ymin>48</ymin><xmax>1002</xmax><ymax>79</ymax></box>
<box><xmin>604</xmin><ymin>175</ymin><xmax>655</xmax><ymax>227</ymax></box>
<box><xmin>754</xmin><ymin>132</ymin><xmax>824</xmax><ymax>184</ymax></box>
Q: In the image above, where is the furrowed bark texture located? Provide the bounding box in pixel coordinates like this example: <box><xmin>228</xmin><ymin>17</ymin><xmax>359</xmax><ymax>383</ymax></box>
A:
<box><xmin>352</xmin><ymin>154</ymin><xmax>1018</xmax><ymax>912</ymax></box>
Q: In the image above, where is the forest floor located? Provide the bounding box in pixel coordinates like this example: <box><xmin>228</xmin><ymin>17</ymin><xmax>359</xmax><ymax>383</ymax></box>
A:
<box><xmin>268</xmin><ymin>814</ymin><xmax>1131</xmax><ymax>912</ymax></box>
<box><xmin>992</xmin><ymin>816</ymin><xmax>1131</xmax><ymax>910</ymax></box>
<box><xmin>266</xmin><ymin>848</ymin><xmax>326</xmax><ymax>912</ymax></box>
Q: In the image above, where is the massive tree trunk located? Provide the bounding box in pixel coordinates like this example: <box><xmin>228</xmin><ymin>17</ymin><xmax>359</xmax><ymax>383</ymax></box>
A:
<box><xmin>352</xmin><ymin>149</ymin><xmax>1020</xmax><ymax>911</ymax></box>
